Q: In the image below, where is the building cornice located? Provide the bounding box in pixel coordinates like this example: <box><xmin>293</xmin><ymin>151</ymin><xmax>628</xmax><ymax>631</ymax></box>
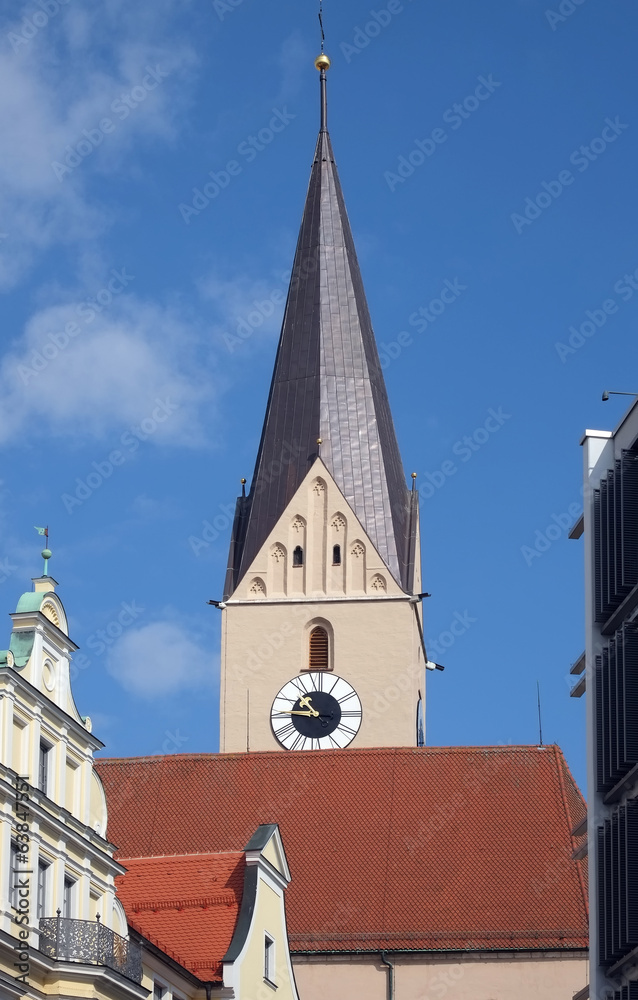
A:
<box><xmin>0</xmin><ymin>765</ymin><xmax>124</xmax><ymax>873</ymax></box>
<box><xmin>224</xmin><ymin>595</ymin><xmax>414</xmax><ymax>608</ymax></box>
<box><xmin>10</xmin><ymin>610</ymin><xmax>79</xmax><ymax>652</ymax></box>
<box><xmin>290</xmin><ymin>946</ymin><xmax>589</xmax><ymax>959</ymax></box>
<box><xmin>0</xmin><ymin>669</ymin><xmax>104</xmax><ymax>750</ymax></box>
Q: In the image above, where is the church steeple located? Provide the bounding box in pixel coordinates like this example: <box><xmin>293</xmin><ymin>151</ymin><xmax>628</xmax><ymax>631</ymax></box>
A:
<box><xmin>225</xmin><ymin>57</ymin><xmax>416</xmax><ymax>598</ymax></box>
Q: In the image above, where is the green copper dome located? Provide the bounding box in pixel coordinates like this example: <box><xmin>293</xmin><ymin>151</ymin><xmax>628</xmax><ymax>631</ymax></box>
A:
<box><xmin>15</xmin><ymin>590</ymin><xmax>53</xmax><ymax>614</ymax></box>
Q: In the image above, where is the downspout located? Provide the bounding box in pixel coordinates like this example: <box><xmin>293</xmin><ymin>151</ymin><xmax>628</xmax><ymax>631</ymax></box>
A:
<box><xmin>380</xmin><ymin>952</ymin><xmax>395</xmax><ymax>1000</ymax></box>
<box><xmin>205</xmin><ymin>984</ymin><xmax>212</xmax><ymax>1000</ymax></box>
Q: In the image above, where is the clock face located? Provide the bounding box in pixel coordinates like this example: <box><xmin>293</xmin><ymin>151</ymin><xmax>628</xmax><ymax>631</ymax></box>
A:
<box><xmin>271</xmin><ymin>672</ymin><xmax>362</xmax><ymax>751</ymax></box>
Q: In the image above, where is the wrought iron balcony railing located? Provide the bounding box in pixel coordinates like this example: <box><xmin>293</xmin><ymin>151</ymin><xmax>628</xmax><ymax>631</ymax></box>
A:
<box><xmin>39</xmin><ymin>914</ymin><xmax>142</xmax><ymax>983</ymax></box>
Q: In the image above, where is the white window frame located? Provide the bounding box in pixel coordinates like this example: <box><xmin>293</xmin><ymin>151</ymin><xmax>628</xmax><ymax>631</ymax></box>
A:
<box><xmin>39</xmin><ymin>740</ymin><xmax>51</xmax><ymax>795</ymax></box>
<box><xmin>264</xmin><ymin>933</ymin><xmax>276</xmax><ymax>985</ymax></box>
<box><xmin>9</xmin><ymin>842</ymin><xmax>20</xmax><ymax>910</ymax></box>
<box><xmin>37</xmin><ymin>858</ymin><xmax>50</xmax><ymax>919</ymax></box>
<box><xmin>153</xmin><ymin>979</ymin><xmax>169</xmax><ymax>1000</ymax></box>
<box><xmin>63</xmin><ymin>874</ymin><xmax>77</xmax><ymax>918</ymax></box>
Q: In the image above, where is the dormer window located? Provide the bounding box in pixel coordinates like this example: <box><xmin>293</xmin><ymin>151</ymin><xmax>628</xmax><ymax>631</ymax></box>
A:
<box><xmin>293</xmin><ymin>546</ymin><xmax>304</xmax><ymax>567</ymax></box>
<box><xmin>333</xmin><ymin>544</ymin><xmax>341</xmax><ymax>565</ymax></box>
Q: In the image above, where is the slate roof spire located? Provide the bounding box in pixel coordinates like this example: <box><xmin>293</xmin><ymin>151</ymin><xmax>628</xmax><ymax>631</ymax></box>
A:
<box><xmin>224</xmin><ymin>56</ymin><xmax>416</xmax><ymax>597</ymax></box>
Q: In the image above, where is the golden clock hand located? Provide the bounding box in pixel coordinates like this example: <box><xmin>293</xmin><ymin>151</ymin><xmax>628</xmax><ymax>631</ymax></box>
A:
<box><xmin>276</xmin><ymin>710</ymin><xmax>316</xmax><ymax>717</ymax></box>
<box><xmin>298</xmin><ymin>695</ymin><xmax>319</xmax><ymax>717</ymax></box>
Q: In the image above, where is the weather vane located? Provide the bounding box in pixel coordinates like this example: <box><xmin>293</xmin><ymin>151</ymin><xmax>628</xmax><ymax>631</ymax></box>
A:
<box><xmin>318</xmin><ymin>0</ymin><xmax>325</xmax><ymax>53</ymax></box>
<box><xmin>34</xmin><ymin>525</ymin><xmax>52</xmax><ymax>576</ymax></box>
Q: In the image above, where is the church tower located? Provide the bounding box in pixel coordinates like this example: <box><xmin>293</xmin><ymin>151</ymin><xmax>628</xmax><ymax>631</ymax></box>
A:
<box><xmin>219</xmin><ymin>55</ymin><xmax>426</xmax><ymax>753</ymax></box>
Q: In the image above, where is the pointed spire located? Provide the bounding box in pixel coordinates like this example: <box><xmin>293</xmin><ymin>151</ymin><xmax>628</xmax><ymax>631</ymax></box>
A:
<box><xmin>224</xmin><ymin>58</ymin><xmax>415</xmax><ymax>597</ymax></box>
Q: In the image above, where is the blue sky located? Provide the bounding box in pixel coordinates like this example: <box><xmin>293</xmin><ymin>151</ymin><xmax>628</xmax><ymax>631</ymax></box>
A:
<box><xmin>1</xmin><ymin>0</ymin><xmax>636</xmax><ymax>788</ymax></box>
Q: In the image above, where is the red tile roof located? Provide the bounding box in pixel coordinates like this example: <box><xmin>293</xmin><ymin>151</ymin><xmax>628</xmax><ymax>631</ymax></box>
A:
<box><xmin>96</xmin><ymin>745</ymin><xmax>588</xmax><ymax>955</ymax></box>
<box><xmin>116</xmin><ymin>852</ymin><xmax>245</xmax><ymax>982</ymax></box>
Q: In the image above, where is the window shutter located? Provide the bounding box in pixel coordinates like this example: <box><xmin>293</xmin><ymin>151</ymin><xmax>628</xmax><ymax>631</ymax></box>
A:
<box><xmin>624</xmin><ymin>624</ymin><xmax>638</xmax><ymax>770</ymax></box>
<box><xmin>621</xmin><ymin>448</ymin><xmax>638</xmax><ymax>590</ymax></box>
<box><xmin>597</xmin><ymin>799</ymin><xmax>638</xmax><ymax>968</ymax></box>
<box><xmin>594</xmin><ymin>448</ymin><xmax>638</xmax><ymax>625</ymax></box>
<box><xmin>594</xmin><ymin>487</ymin><xmax>602</xmax><ymax>621</ymax></box>
<box><xmin>609</xmin><ymin>637</ymin><xmax>620</xmax><ymax>786</ymax></box>
<box><xmin>602</xmin><ymin>648</ymin><xmax>611</xmax><ymax>790</ymax></box>
<box><xmin>596</xmin><ymin>655</ymin><xmax>604</xmax><ymax>792</ymax></box>
<box><xmin>627</xmin><ymin>798</ymin><xmax>638</xmax><ymax>954</ymax></box>
<box><xmin>611</xmin><ymin>807</ymin><xmax>620</xmax><ymax>959</ymax></box>
<box><xmin>309</xmin><ymin>627</ymin><xmax>329</xmax><ymax>671</ymax></box>
<box><xmin>597</xmin><ymin>826</ymin><xmax>608</xmax><ymax>965</ymax></box>
<box><xmin>596</xmin><ymin>624</ymin><xmax>638</xmax><ymax>794</ymax></box>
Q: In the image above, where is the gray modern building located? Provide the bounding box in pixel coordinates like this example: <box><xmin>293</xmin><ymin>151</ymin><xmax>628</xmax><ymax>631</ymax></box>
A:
<box><xmin>572</xmin><ymin>399</ymin><xmax>638</xmax><ymax>1000</ymax></box>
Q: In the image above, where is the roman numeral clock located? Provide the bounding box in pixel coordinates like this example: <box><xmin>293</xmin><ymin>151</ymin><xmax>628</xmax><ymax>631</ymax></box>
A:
<box><xmin>270</xmin><ymin>673</ymin><xmax>363</xmax><ymax>751</ymax></box>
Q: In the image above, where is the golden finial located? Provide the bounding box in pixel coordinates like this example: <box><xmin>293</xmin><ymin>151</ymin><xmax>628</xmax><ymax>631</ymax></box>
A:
<box><xmin>317</xmin><ymin>438</ymin><xmax>323</xmax><ymax>445</ymax></box>
<box><xmin>411</xmin><ymin>472</ymin><xmax>417</xmax><ymax>479</ymax></box>
<box><xmin>315</xmin><ymin>53</ymin><xmax>331</xmax><ymax>71</ymax></box>
<box><xmin>240</xmin><ymin>478</ymin><xmax>247</xmax><ymax>485</ymax></box>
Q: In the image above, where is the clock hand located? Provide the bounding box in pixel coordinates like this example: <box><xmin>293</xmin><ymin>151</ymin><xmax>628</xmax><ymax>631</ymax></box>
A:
<box><xmin>298</xmin><ymin>695</ymin><xmax>319</xmax><ymax>717</ymax></box>
<box><xmin>275</xmin><ymin>709</ymin><xmax>334</xmax><ymax>724</ymax></box>
<box><xmin>276</xmin><ymin>710</ymin><xmax>317</xmax><ymax>717</ymax></box>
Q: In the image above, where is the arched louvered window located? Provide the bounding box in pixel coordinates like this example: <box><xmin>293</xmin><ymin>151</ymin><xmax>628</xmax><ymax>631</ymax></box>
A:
<box><xmin>333</xmin><ymin>544</ymin><xmax>341</xmax><ymax>565</ymax></box>
<box><xmin>293</xmin><ymin>545</ymin><xmax>304</xmax><ymax>567</ymax></box>
<box><xmin>309</xmin><ymin>627</ymin><xmax>329</xmax><ymax>671</ymax></box>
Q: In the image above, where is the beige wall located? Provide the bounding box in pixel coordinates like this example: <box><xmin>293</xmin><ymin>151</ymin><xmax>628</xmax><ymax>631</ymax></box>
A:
<box><xmin>292</xmin><ymin>951</ymin><xmax>589</xmax><ymax>1000</ymax></box>
<box><xmin>221</xmin><ymin>461</ymin><xmax>423</xmax><ymax>753</ymax></box>
<box><xmin>232</xmin><ymin>873</ymin><xmax>298</xmax><ymax>1000</ymax></box>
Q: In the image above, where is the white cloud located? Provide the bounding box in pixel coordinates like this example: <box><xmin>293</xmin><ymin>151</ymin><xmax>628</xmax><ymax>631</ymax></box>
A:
<box><xmin>0</xmin><ymin>0</ymin><xmax>197</xmax><ymax>289</ymax></box>
<box><xmin>106</xmin><ymin>620</ymin><xmax>214</xmax><ymax>698</ymax></box>
<box><xmin>0</xmin><ymin>291</ymin><xmax>214</xmax><ymax>447</ymax></box>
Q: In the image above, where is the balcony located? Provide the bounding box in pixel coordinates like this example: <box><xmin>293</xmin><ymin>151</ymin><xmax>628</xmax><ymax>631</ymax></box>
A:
<box><xmin>39</xmin><ymin>915</ymin><xmax>142</xmax><ymax>983</ymax></box>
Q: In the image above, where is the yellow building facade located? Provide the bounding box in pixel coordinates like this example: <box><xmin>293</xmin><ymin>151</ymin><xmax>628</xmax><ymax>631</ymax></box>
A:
<box><xmin>0</xmin><ymin>573</ymin><xmax>138</xmax><ymax>1000</ymax></box>
<box><xmin>0</xmin><ymin>571</ymin><xmax>299</xmax><ymax>1000</ymax></box>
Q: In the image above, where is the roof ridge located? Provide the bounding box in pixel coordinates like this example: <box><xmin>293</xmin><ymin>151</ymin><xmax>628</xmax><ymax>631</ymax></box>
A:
<box><xmin>550</xmin><ymin>745</ymin><xmax>589</xmax><ymax>922</ymax></box>
<box><xmin>96</xmin><ymin>744</ymin><xmax>563</xmax><ymax>765</ymax></box>
<box><xmin>552</xmin><ymin>744</ymin><xmax>575</xmax><ymax>835</ymax></box>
